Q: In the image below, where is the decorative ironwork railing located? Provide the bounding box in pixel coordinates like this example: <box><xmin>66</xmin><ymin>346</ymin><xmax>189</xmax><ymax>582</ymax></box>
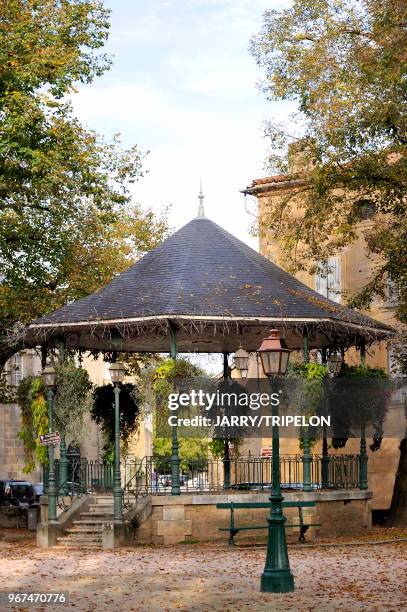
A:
<box><xmin>123</xmin><ymin>454</ymin><xmax>361</xmax><ymax>497</ymax></box>
<box><xmin>50</xmin><ymin>454</ymin><xmax>360</xmax><ymax>508</ymax></box>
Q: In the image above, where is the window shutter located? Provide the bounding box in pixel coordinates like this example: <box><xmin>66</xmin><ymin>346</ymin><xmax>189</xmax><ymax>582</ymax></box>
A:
<box><xmin>327</xmin><ymin>257</ymin><xmax>341</xmax><ymax>303</ymax></box>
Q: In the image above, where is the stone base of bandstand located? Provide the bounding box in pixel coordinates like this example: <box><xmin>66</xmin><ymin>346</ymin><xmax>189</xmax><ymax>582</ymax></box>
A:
<box><xmin>136</xmin><ymin>490</ymin><xmax>373</xmax><ymax>546</ymax></box>
<box><xmin>36</xmin><ymin>494</ymin><xmax>90</xmax><ymax>549</ymax></box>
<box><xmin>101</xmin><ymin>522</ymin><xmax>134</xmax><ymax>549</ymax></box>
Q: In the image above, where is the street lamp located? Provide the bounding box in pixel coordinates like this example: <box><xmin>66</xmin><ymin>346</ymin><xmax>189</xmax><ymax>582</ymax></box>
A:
<box><xmin>257</xmin><ymin>329</ymin><xmax>294</xmax><ymax>593</ymax></box>
<box><xmin>327</xmin><ymin>353</ymin><xmax>343</xmax><ymax>377</ymax></box>
<box><xmin>258</xmin><ymin>329</ymin><xmax>290</xmax><ymax>376</ymax></box>
<box><xmin>109</xmin><ymin>361</ymin><xmax>126</xmax><ymax>522</ymax></box>
<box><xmin>233</xmin><ymin>347</ymin><xmax>250</xmax><ymax>378</ymax></box>
<box><xmin>42</xmin><ymin>365</ymin><xmax>57</xmax><ymax>524</ymax></box>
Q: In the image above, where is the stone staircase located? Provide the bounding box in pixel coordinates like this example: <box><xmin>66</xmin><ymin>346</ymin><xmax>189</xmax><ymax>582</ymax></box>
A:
<box><xmin>57</xmin><ymin>495</ymin><xmax>113</xmax><ymax>549</ymax></box>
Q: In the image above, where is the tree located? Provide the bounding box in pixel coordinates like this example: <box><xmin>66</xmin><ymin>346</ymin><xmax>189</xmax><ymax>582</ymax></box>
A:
<box><xmin>250</xmin><ymin>0</ymin><xmax>406</xmax><ymax>317</ymax></box>
<box><xmin>251</xmin><ymin>0</ymin><xmax>407</xmax><ymax>524</ymax></box>
<box><xmin>153</xmin><ymin>438</ymin><xmax>209</xmax><ymax>472</ymax></box>
<box><xmin>91</xmin><ymin>383</ymin><xmax>140</xmax><ymax>461</ymax></box>
<box><xmin>0</xmin><ymin>1</ymin><xmax>168</xmax><ymax>367</ymax></box>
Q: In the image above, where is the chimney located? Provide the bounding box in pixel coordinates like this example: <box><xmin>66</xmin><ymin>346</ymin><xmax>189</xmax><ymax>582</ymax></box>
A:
<box><xmin>288</xmin><ymin>138</ymin><xmax>315</xmax><ymax>174</ymax></box>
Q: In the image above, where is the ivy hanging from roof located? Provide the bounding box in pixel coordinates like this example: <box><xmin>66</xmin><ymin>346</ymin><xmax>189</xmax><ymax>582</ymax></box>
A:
<box><xmin>91</xmin><ymin>383</ymin><xmax>140</xmax><ymax>462</ymax></box>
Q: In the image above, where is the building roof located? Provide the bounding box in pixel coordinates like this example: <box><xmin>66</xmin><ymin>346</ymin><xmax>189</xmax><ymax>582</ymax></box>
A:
<box><xmin>243</xmin><ymin>174</ymin><xmax>306</xmax><ymax>195</ymax></box>
<box><xmin>24</xmin><ymin>215</ymin><xmax>393</xmax><ymax>353</ymax></box>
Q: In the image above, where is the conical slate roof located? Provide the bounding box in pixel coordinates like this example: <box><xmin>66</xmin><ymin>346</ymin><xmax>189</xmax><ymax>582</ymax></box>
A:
<box><xmin>25</xmin><ymin>215</ymin><xmax>393</xmax><ymax>353</ymax></box>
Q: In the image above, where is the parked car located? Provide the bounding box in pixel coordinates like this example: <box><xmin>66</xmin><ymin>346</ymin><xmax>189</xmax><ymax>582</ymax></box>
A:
<box><xmin>0</xmin><ymin>480</ymin><xmax>38</xmax><ymax>508</ymax></box>
<box><xmin>32</xmin><ymin>483</ymin><xmax>44</xmax><ymax>501</ymax></box>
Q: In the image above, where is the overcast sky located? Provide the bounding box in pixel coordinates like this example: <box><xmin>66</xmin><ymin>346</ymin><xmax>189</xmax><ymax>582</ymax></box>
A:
<box><xmin>71</xmin><ymin>0</ymin><xmax>293</xmax><ymax>248</ymax></box>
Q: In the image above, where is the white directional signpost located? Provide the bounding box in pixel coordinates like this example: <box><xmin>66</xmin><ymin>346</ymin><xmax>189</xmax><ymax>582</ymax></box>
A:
<box><xmin>39</xmin><ymin>432</ymin><xmax>61</xmax><ymax>447</ymax></box>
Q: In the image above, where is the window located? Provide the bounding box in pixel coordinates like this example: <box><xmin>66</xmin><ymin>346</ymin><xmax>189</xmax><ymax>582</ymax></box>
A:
<box><xmin>353</xmin><ymin>199</ymin><xmax>377</xmax><ymax>221</ymax></box>
<box><xmin>7</xmin><ymin>353</ymin><xmax>23</xmax><ymax>386</ymax></box>
<box><xmin>386</xmin><ymin>277</ymin><xmax>399</xmax><ymax>307</ymax></box>
<box><xmin>315</xmin><ymin>257</ymin><xmax>341</xmax><ymax>303</ymax></box>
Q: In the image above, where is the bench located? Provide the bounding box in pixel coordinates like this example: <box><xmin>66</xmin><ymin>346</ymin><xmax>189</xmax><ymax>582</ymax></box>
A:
<box><xmin>216</xmin><ymin>501</ymin><xmax>320</xmax><ymax>545</ymax></box>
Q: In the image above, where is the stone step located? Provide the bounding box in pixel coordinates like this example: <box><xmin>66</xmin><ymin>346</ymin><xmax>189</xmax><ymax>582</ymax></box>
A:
<box><xmin>73</xmin><ymin>519</ymin><xmax>106</xmax><ymax>526</ymax></box>
<box><xmin>57</xmin><ymin>540</ymin><xmax>101</xmax><ymax>549</ymax></box>
<box><xmin>79</xmin><ymin>512</ymin><xmax>113</xmax><ymax>519</ymax></box>
<box><xmin>58</xmin><ymin>535</ymin><xmax>102</xmax><ymax>546</ymax></box>
<box><xmin>66</xmin><ymin>525</ymin><xmax>102</xmax><ymax>534</ymax></box>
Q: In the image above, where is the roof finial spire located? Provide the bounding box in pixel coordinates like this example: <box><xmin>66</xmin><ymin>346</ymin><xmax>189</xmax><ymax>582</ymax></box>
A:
<box><xmin>197</xmin><ymin>179</ymin><xmax>205</xmax><ymax>218</ymax></box>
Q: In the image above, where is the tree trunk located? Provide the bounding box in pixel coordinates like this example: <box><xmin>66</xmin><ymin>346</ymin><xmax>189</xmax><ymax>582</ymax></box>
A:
<box><xmin>388</xmin><ymin>393</ymin><xmax>407</xmax><ymax>527</ymax></box>
<box><xmin>0</xmin><ymin>348</ymin><xmax>16</xmax><ymax>372</ymax></box>
<box><xmin>388</xmin><ymin>434</ymin><xmax>407</xmax><ymax>526</ymax></box>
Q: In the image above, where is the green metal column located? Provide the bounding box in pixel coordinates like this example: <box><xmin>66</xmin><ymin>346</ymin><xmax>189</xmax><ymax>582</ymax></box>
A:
<box><xmin>56</xmin><ymin>338</ymin><xmax>68</xmax><ymax>494</ymax></box>
<box><xmin>302</xmin><ymin>434</ymin><xmax>312</xmax><ymax>492</ymax></box>
<box><xmin>113</xmin><ymin>384</ymin><xmax>123</xmax><ymax>521</ymax></box>
<box><xmin>58</xmin><ymin>429</ymin><xmax>68</xmax><ymax>495</ymax></box>
<box><xmin>301</xmin><ymin>331</ymin><xmax>312</xmax><ymax>491</ymax></box>
<box><xmin>261</xmin><ymin>381</ymin><xmax>294</xmax><ymax>593</ymax></box>
<box><xmin>359</xmin><ymin>423</ymin><xmax>368</xmax><ymax>490</ymax></box>
<box><xmin>360</xmin><ymin>341</ymin><xmax>366</xmax><ymax>365</ymax></box>
<box><xmin>302</xmin><ymin>330</ymin><xmax>309</xmax><ymax>364</ymax></box>
<box><xmin>222</xmin><ymin>352</ymin><xmax>231</xmax><ymax>490</ymax></box>
<box><xmin>321</xmin><ymin>348</ymin><xmax>329</xmax><ymax>488</ymax></box>
<box><xmin>46</xmin><ymin>388</ymin><xmax>57</xmax><ymax>523</ymax></box>
<box><xmin>42</xmin><ymin>464</ymin><xmax>49</xmax><ymax>495</ymax></box>
<box><xmin>321</xmin><ymin>435</ymin><xmax>329</xmax><ymax>489</ymax></box>
<box><xmin>359</xmin><ymin>342</ymin><xmax>368</xmax><ymax>490</ymax></box>
<box><xmin>170</xmin><ymin>324</ymin><xmax>181</xmax><ymax>496</ymax></box>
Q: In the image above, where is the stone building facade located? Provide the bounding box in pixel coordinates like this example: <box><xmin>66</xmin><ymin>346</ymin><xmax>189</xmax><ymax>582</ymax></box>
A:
<box><xmin>0</xmin><ymin>351</ymin><xmax>152</xmax><ymax>482</ymax></box>
<box><xmin>241</xmin><ymin>165</ymin><xmax>405</xmax><ymax>511</ymax></box>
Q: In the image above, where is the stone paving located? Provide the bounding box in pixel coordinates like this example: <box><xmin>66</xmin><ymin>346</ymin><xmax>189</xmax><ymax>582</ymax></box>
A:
<box><xmin>0</xmin><ymin>536</ymin><xmax>406</xmax><ymax>611</ymax></box>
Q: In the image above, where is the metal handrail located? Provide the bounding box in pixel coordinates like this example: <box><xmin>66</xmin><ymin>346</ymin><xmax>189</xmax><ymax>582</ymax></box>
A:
<box><xmin>49</xmin><ymin>453</ymin><xmax>361</xmax><ymax>508</ymax></box>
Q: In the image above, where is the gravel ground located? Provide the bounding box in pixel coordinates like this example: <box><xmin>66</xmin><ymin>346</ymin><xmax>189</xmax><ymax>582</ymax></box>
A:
<box><xmin>0</xmin><ymin>538</ymin><xmax>406</xmax><ymax>611</ymax></box>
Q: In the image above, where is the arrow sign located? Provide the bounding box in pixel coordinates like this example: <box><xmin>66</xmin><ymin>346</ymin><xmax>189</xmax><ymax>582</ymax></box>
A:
<box><xmin>39</xmin><ymin>432</ymin><xmax>61</xmax><ymax>446</ymax></box>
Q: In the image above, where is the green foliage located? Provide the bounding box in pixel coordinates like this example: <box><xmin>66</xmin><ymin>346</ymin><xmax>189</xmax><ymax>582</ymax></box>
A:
<box><xmin>151</xmin><ymin>358</ymin><xmax>208</xmax><ymax>470</ymax></box>
<box><xmin>153</xmin><ymin>438</ymin><xmax>209</xmax><ymax>472</ymax></box>
<box><xmin>152</xmin><ymin>357</ymin><xmax>204</xmax><ymax>417</ymax></box>
<box><xmin>286</xmin><ymin>362</ymin><xmax>328</xmax><ymax>449</ymax></box>
<box><xmin>0</xmin><ymin>0</ymin><xmax>168</xmax><ymax>366</ymax></box>
<box><xmin>0</xmin><ymin>0</ymin><xmax>111</xmax><ymax>98</ymax></box>
<box><xmin>208</xmin><ymin>438</ymin><xmax>242</xmax><ymax>459</ymax></box>
<box><xmin>0</xmin><ymin>371</ymin><xmax>15</xmax><ymax>403</ymax></box>
<box><xmin>54</xmin><ymin>360</ymin><xmax>93</xmax><ymax>441</ymax></box>
<box><xmin>153</xmin><ymin>358</ymin><xmax>204</xmax><ymax>380</ymax></box>
<box><xmin>340</xmin><ymin>364</ymin><xmax>387</xmax><ymax>379</ymax></box>
<box><xmin>333</xmin><ymin>364</ymin><xmax>391</xmax><ymax>450</ymax></box>
<box><xmin>17</xmin><ymin>376</ymin><xmax>48</xmax><ymax>473</ymax></box>
<box><xmin>91</xmin><ymin>383</ymin><xmax>140</xmax><ymax>461</ymax></box>
<box><xmin>207</xmin><ymin>438</ymin><xmax>226</xmax><ymax>458</ymax></box>
<box><xmin>288</xmin><ymin>362</ymin><xmax>328</xmax><ymax>381</ymax></box>
<box><xmin>251</xmin><ymin>0</ymin><xmax>407</xmax><ymax>355</ymax></box>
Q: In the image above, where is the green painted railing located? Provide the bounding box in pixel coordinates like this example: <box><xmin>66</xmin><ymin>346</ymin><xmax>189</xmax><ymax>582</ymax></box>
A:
<box><xmin>50</xmin><ymin>454</ymin><xmax>361</xmax><ymax>509</ymax></box>
<box><xmin>124</xmin><ymin>454</ymin><xmax>361</xmax><ymax>497</ymax></box>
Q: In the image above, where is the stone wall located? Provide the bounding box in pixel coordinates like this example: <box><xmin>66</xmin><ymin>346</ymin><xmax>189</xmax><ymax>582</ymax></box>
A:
<box><xmin>0</xmin><ymin>506</ymin><xmax>27</xmax><ymax>528</ymax></box>
<box><xmin>0</xmin><ymin>402</ymin><xmax>41</xmax><ymax>482</ymax></box>
<box><xmin>136</xmin><ymin>490</ymin><xmax>372</xmax><ymax>546</ymax></box>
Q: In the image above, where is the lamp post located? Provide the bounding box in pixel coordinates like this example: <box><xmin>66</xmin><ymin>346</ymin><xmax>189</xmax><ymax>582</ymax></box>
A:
<box><xmin>59</xmin><ymin>431</ymin><xmax>69</xmax><ymax>495</ymax></box>
<box><xmin>258</xmin><ymin>330</ymin><xmax>294</xmax><ymax>593</ymax></box>
<box><xmin>169</xmin><ymin>325</ymin><xmax>181</xmax><ymax>496</ymax></box>
<box><xmin>233</xmin><ymin>347</ymin><xmax>250</xmax><ymax>379</ymax></box>
<box><xmin>230</xmin><ymin>346</ymin><xmax>251</xmax><ymax>488</ymax></box>
<box><xmin>42</xmin><ymin>365</ymin><xmax>57</xmax><ymax>524</ymax></box>
<box><xmin>327</xmin><ymin>354</ymin><xmax>343</xmax><ymax>377</ymax></box>
<box><xmin>109</xmin><ymin>361</ymin><xmax>126</xmax><ymax>523</ymax></box>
